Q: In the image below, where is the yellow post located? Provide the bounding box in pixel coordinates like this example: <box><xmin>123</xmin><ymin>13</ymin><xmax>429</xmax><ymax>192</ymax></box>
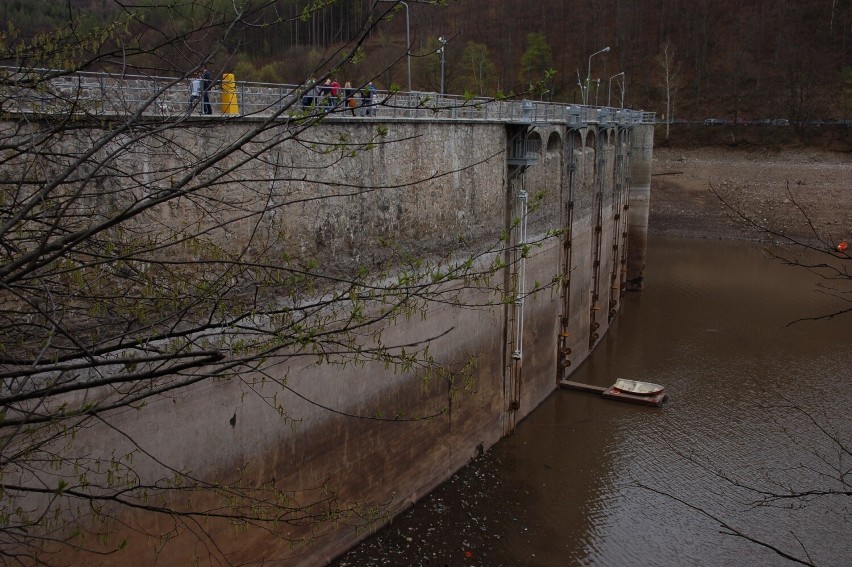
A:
<box><xmin>220</xmin><ymin>73</ymin><xmax>239</xmax><ymax>115</ymax></box>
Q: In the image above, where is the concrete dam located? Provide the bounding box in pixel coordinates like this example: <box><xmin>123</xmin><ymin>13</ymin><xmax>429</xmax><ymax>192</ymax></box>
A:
<box><xmin>1</xmin><ymin>76</ymin><xmax>654</xmax><ymax>566</ymax></box>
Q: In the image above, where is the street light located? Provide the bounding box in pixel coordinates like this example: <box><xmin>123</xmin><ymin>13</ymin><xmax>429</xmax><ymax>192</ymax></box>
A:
<box><xmin>585</xmin><ymin>46</ymin><xmax>610</xmax><ymax>105</ymax></box>
<box><xmin>608</xmin><ymin>71</ymin><xmax>624</xmax><ymax>107</ymax></box>
<box><xmin>438</xmin><ymin>36</ymin><xmax>447</xmax><ymax>95</ymax></box>
<box><xmin>378</xmin><ymin>0</ymin><xmax>411</xmax><ymax>92</ymax></box>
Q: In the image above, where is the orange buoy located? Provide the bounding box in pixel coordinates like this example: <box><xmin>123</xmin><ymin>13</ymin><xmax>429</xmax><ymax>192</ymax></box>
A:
<box><xmin>837</xmin><ymin>241</ymin><xmax>848</xmax><ymax>252</ymax></box>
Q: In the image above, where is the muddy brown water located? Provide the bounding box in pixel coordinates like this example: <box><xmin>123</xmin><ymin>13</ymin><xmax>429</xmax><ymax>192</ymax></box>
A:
<box><xmin>334</xmin><ymin>236</ymin><xmax>851</xmax><ymax>567</ymax></box>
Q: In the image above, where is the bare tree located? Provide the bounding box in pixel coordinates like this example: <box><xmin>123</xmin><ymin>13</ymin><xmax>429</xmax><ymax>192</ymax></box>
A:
<box><xmin>656</xmin><ymin>39</ymin><xmax>683</xmax><ymax>141</ymax></box>
<box><xmin>710</xmin><ymin>183</ymin><xmax>850</xmax><ymax>324</ymax></box>
<box><xmin>459</xmin><ymin>41</ymin><xmax>496</xmax><ymax>96</ymax></box>
<box><xmin>636</xmin><ymin>389</ymin><xmax>850</xmax><ymax>567</ymax></box>
<box><xmin>632</xmin><ymin>182</ymin><xmax>850</xmax><ymax>566</ymax></box>
<box><xmin>0</xmin><ymin>1</ymin><xmax>555</xmax><ymax>564</ymax></box>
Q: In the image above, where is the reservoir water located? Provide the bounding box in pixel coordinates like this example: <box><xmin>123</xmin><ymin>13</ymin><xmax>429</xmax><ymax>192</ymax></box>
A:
<box><xmin>336</xmin><ymin>235</ymin><xmax>851</xmax><ymax>567</ymax></box>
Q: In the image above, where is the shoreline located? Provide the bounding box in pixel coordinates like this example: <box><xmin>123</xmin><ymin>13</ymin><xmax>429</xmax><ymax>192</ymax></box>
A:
<box><xmin>648</xmin><ymin>147</ymin><xmax>851</xmax><ymax>245</ymax></box>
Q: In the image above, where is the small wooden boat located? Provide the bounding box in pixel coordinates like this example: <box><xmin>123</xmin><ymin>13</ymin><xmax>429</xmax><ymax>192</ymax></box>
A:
<box><xmin>559</xmin><ymin>379</ymin><xmax>668</xmax><ymax>407</ymax></box>
<box><xmin>612</xmin><ymin>378</ymin><xmax>665</xmax><ymax>396</ymax></box>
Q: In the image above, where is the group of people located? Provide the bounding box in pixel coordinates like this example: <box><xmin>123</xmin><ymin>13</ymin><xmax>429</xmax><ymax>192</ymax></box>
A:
<box><xmin>188</xmin><ymin>68</ymin><xmax>213</xmax><ymax>115</ymax></box>
<box><xmin>302</xmin><ymin>79</ymin><xmax>378</xmax><ymax>116</ymax></box>
<box><xmin>188</xmin><ymin>70</ymin><xmax>378</xmax><ymax>117</ymax></box>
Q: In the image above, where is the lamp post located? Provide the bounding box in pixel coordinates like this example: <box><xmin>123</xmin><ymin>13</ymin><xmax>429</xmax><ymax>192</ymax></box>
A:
<box><xmin>585</xmin><ymin>46</ymin><xmax>610</xmax><ymax>105</ymax></box>
<box><xmin>378</xmin><ymin>0</ymin><xmax>411</xmax><ymax>92</ymax></box>
<box><xmin>438</xmin><ymin>36</ymin><xmax>447</xmax><ymax>95</ymax></box>
<box><xmin>608</xmin><ymin>71</ymin><xmax>624</xmax><ymax>107</ymax></box>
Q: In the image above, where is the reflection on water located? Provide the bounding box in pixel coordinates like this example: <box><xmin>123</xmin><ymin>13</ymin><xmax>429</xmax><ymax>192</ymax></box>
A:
<box><xmin>336</xmin><ymin>236</ymin><xmax>851</xmax><ymax>567</ymax></box>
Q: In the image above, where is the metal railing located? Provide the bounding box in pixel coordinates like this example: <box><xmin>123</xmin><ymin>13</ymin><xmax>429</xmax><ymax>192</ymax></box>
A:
<box><xmin>0</xmin><ymin>67</ymin><xmax>655</xmax><ymax>128</ymax></box>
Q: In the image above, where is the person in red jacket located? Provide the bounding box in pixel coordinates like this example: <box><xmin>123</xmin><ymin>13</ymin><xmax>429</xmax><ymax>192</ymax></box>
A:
<box><xmin>330</xmin><ymin>79</ymin><xmax>341</xmax><ymax>109</ymax></box>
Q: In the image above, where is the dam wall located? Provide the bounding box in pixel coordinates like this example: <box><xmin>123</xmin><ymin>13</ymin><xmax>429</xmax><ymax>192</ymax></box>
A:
<box><xmin>1</xmin><ymin>113</ymin><xmax>652</xmax><ymax>565</ymax></box>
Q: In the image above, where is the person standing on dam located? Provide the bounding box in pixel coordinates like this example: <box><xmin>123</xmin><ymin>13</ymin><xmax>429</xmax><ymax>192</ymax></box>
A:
<box><xmin>188</xmin><ymin>73</ymin><xmax>202</xmax><ymax>114</ymax></box>
<box><xmin>201</xmin><ymin>68</ymin><xmax>213</xmax><ymax>115</ymax></box>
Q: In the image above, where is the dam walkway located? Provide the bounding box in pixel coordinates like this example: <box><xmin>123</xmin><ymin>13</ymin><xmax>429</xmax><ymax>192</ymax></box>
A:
<box><xmin>2</xmin><ymin>66</ymin><xmax>655</xmax><ymax>128</ymax></box>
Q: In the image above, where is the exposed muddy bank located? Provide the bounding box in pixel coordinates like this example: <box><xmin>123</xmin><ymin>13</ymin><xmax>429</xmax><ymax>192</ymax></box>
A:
<box><xmin>650</xmin><ymin>147</ymin><xmax>850</xmax><ymax>244</ymax></box>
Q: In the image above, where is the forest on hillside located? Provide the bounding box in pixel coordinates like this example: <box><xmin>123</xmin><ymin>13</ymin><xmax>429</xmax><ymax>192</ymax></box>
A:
<box><xmin>1</xmin><ymin>0</ymin><xmax>850</xmax><ymax>123</ymax></box>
